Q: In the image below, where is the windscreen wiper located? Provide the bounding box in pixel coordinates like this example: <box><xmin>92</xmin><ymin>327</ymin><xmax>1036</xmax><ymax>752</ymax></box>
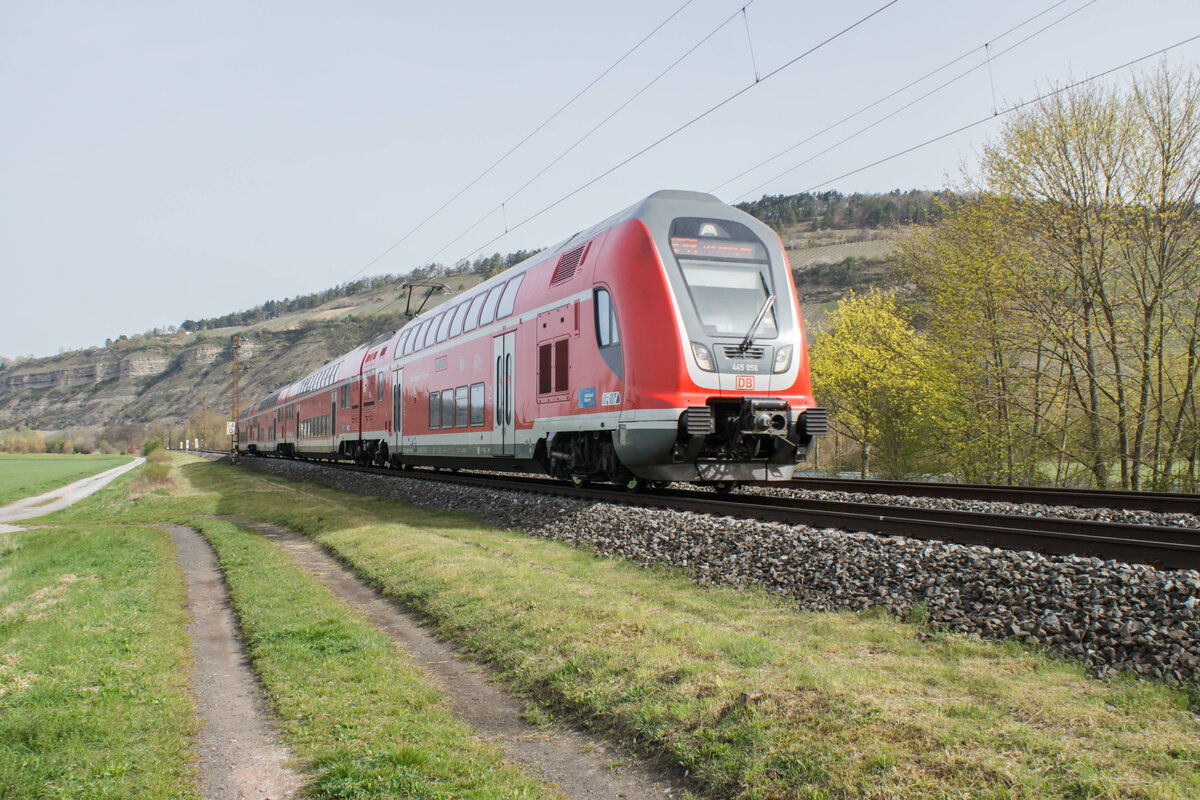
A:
<box><xmin>740</xmin><ymin>294</ymin><xmax>775</xmax><ymax>352</ymax></box>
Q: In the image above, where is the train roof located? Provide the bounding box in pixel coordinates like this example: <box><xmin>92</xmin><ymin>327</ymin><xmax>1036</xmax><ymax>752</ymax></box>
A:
<box><xmin>241</xmin><ymin>190</ymin><xmax>749</xmax><ymax>412</ymax></box>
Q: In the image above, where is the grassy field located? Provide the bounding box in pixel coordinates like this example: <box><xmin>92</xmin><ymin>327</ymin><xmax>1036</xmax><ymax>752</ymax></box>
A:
<box><xmin>0</xmin><ymin>523</ymin><xmax>198</xmax><ymax>798</ymax></box>
<box><xmin>35</xmin><ymin>455</ymin><xmax>1199</xmax><ymax>800</ymax></box>
<box><xmin>0</xmin><ymin>453</ymin><xmax>132</xmax><ymax>506</ymax></box>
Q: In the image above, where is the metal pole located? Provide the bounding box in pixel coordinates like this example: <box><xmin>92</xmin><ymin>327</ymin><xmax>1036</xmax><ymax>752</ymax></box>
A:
<box><xmin>231</xmin><ymin>335</ymin><xmax>240</xmax><ymax>462</ymax></box>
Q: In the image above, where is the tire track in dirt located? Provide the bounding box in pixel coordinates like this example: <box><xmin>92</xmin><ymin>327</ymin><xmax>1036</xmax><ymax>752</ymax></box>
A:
<box><xmin>224</xmin><ymin>516</ymin><xmax>681</xmax><ymax>800</ymax></box>
<box><xmin>160</xmin><ymin>524</ymin><xmax>304</xmax><ymax>800</ymax></box>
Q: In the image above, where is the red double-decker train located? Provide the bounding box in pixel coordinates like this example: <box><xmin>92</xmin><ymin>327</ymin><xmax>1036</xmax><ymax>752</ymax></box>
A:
<box><xmin>237</xmin><ymin>190</ymin><xmax>826</xmax><ymax>491</ymax></box>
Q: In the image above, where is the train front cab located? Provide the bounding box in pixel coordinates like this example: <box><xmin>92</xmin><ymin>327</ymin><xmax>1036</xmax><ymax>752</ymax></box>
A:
<box><xmin>600</xmin><ymin>192</ymin><xmax>827</xmax><ymax>484</ymax></box>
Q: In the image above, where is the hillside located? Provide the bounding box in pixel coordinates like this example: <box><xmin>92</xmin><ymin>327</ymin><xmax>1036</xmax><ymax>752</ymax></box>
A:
<box><xmin>0</xmin><ymin>190</ymin><xmax>928</xmax><ymax>449</ymax></box>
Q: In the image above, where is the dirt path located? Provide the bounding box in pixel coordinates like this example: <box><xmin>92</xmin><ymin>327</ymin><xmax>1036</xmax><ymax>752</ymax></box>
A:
<box><xmin>0</xmin><ymin>457</ymin><xmax>144</xmax><ymax>532</ymax></box>
<box><xmin>160</xmin><ymin>524</ymin><xmax>305</xmax><ymax>800</ymax></box>
<box><xmin>225</xmin><ymin>517</ymin><xmax>681</xmax><ymax>800</ymax></box>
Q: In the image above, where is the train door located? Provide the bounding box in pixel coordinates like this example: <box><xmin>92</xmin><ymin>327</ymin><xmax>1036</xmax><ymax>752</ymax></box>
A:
<box><xmin>391</xmin><ymin>367</ymin><xmax>403</xmax><ymax>453</ymax></box>
<box><xmin>492</xmin><ymin>331</ymin><xmax>515</xmax><ymax>456</ymax></box>
<box><xmin>331</xmin><ymin>391</ymin><xmax>337</xmax><ymax>451</ymax></box>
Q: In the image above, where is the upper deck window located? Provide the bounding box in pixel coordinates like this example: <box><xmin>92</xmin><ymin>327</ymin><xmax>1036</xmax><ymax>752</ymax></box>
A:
<box><xmin>669</xmin><ymin>217</ymin><xmax>776</xmax><ymax>339</ymax></box>
<box><xmin>449</xmin><ymin>302</ymin><xmax>469</xmax><ymax>338</ymax></box>
<box><xmin>478</xmin><ymin>284</ymin><xmax>503</xmax><ymax>327</ymax></box>
<box><xmin>463</xmin><ymin>292</ymin><xmax>486</xmax><ymax>333</ymax></box>
<box><xmin>424</xmin><ymin>313</ymin><xmax>444</xmax><ymax>348</ymax></box>
<box><xmin>496</xmin><ymin>274</ymin><xmax>523</xmax><ymax>319</ymax></box>
<box><xmin>437</xmin><ymin>307</ymin><xmax>455</xmax><ymax>342</ymax></box>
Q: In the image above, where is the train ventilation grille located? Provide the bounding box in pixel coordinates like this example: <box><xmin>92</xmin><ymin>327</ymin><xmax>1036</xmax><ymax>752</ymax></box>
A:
<box><xmin>683</xmin><ymin>406</ymin><xmax>715</xmax><ymax>436</ymax></box>
<box><xmin>720</xmin><ymin>345</ymin><xmax>765</xmax><ymax>359</ymax></box>
<box><xmin>551</xmin><ymin>243</ymin><xmax>588</xmax><ymax>286</ymax></box>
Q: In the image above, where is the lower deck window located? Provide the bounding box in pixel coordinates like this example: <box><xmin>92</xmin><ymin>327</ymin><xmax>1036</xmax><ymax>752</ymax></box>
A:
<box><xmin>470</xmin><ymin>383</ymin><xmax>485</xmax><ymax>425</ymax></box>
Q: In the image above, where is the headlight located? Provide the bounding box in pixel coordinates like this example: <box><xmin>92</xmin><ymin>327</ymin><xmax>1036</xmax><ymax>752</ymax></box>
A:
<box><xmin>773</xmin><ymin>344</ymin><xmax>793</xmax><ymax>373</ymax></box>
<box><xmin>691</xmin><ymin>342</ymin><xmax>715</xmax><ymax>372</ymax></box>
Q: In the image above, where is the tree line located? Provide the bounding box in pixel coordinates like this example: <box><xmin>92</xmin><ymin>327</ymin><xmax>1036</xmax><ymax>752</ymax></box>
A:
<box><xmin>180</xmin><ymin>248</ymin><xmax>540</xmax><ymax>332</ymax></box>
<box><xmin>812</xmin><ymin>65</ymin><xmax>1200</xmax><ymax>490</ymax></box>
<box><xmin>737</xmin><ymin>189</ymin><xmax>949</xmax><ymax>230</ymax></box>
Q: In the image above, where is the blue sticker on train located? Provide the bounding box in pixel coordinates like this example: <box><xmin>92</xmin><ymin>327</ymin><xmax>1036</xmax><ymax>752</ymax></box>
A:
<box><xmin>578</xmin><ymin>387</ymin><xmax>597</xmax><ymax>408</ymax></box>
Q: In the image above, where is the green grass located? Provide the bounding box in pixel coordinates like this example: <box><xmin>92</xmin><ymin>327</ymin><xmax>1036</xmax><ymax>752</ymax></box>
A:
<box><xmin>38</xmin><ymin>456</ymin><xmax>1200</xmax><ymax>799</ymax></box>
<box><xmin>0</xmin><ymin>453</ymin><xmax>132</xmax><ymax>506</ymax></box>
<box><xmin>0</xmin><ymin>524</ymin><xmax>197</xmax><ymax>799</ymax></box>
<box><xmin>190</xmin><ymin>518</ymin><xmax>561</xmax><ymax>800</ymax></box>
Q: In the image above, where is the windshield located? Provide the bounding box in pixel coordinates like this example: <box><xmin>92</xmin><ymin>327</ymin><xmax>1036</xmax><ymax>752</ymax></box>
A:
<box><xmin>670</xmin><ymin>217</ymin><xmax>776</xmax><ymax>338</ymax></box>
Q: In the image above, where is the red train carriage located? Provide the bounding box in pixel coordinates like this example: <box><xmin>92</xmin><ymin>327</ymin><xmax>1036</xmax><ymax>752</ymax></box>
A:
<box><xmin>238</xmin><ymin>190</ymin><xmax>826</xmax><ymax>490</ymax></box>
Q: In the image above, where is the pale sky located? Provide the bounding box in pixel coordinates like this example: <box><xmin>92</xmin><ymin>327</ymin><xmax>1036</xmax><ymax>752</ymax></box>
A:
<box><xmin>3</xmin><ymin>0</ymin><xmax>1198</xmax><ymax>358</ymax></box>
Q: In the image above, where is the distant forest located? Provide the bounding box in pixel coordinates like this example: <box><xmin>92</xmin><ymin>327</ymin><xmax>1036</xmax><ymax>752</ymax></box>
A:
<box><xmin>179</xmin><ymin>189</ymin><xmax>946</xmax><ymax>333</ymax></box>
<box><xmin>735</xmin><ymin>188</ymin><xmax>951</xmax><ymax>229</ymax></box>
<box><xmin>179</xmin><ymin>249</ymin><xmax>538</xmax><ymax>332</ymax></box>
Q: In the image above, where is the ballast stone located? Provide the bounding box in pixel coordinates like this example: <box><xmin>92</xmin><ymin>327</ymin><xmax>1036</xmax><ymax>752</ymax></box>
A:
<box><xmin>237</xmin><ymin>457</ymin><xmax>1200</xmax><ymax>691</ymax></box>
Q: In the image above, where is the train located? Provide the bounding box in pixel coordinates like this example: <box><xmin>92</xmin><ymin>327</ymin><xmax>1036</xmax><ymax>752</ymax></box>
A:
<box><xmin>236</xmin><ymin>189</ymin><xmax>826</xmax><ymax>491</ymax></box>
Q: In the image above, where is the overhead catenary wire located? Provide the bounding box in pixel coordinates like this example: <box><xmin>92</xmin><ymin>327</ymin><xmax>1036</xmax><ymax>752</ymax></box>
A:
<box><xmin>729</xmin><ymin>0</ymin><xmax>1101</xmax><ymax>200</ymax></box>
<box><xmin>796</xmin><ymin>33</ymin><xmax>1200</xmax><ymax>193</ymax></box>
<box><xmin>446</xmin><ymin>0</ymin><xmax>902</xmax><ymax>268</ymax></box>
<box><xmin>710</xmin><ymin>0</ymin><xmax>1087</xmax><ymax>195</ymax></box>
<box><xmin>340</xmin><ymin>0</ymin><xmax>698</xmax><ymax>285</ymax></box>
<box><xmin>418</xmin><ymin>1</ymin><xmax>761</xmax><ymax>269</ymax></box>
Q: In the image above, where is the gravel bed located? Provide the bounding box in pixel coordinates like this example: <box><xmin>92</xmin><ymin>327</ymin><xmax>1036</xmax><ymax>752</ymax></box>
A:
<box><xmin>238</xmin><ymin>458</ymin><xmax>1200</xmax><ymax>692</ymax></box>
<box><xmin>731</xmin><ymin>484</ymin><xmax>1200</xmax><ymax>529</ymax></box>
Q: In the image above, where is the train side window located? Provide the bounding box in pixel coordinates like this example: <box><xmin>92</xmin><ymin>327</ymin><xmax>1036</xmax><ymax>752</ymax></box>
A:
<box><xmin>376</xmin><ymin>371</ymin><xmax>384</xmax><ymax>401</ymax></box>
<box><xmin>437</xmin><ymin>308</ymin><xmax>455</xmax><ymax>342</ymax></box>
<box><xmin>341</xmin><ymin>385</ymin><xmax>350</xmax><ymax>410</ymax></box>
<box><xmin>441</xmin><ymin>388</ymin><xmax>454</xmax><ymax>429</ymax></box>
<box><xmin>411</xmin><ymin>321</ymin><xmax>428</xmax><ymax>353</ymax></box>
<box><xmin>397</xmin><ymin>330</ymin><xmax>411</xmax><ymax>356</ymax></box>
<box><xmin>479</xmin><ymin>285</ymin><xmax>503</xmax><ymax>327</ymax></box>
<box><xmin>429</xmin><ymin>393</ymin><xmax>440</xmax><ymax>429</ymax></box>
<box><xmin>455</xmin><ymin>386</ymin><xmax>468</xmax><ymax>427</ymax></box>
<box><xmin>595</xmin><ymin>288</ymin><xmax>620</xmax><ymax>346</ymax></box>
<box><xmin>425</xmin><ymin>314</ymin><xmax>444</xmax><ymax>348</ymax></box>
<box><xmin>463</xmin><ymin>293</ymin><xmax>486</xmax><ymax>333</ymax></box>
<box><xmin>449</xmin><ymin>302</ymin><xmax>469</xmax><ymax>338</ymax></box>
<box><xmin>496</xmin><ymin>274</ymin><xmax>523</xmax><ymax>319</ymax></box>
<box><xmin>594</xmin><ymin>287</ymin><xmax>623</xmax><ymax>380</ymax></box>
<box><xmin>470</xmin><ymin>382</ymin><xmax>484</xmax><ymax>425</ymax></box>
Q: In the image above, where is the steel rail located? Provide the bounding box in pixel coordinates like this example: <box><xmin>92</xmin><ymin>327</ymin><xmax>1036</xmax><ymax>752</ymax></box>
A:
<box><xmin>771</xmin><ymin>477</ymin><xmax>1200</xmax><ymax>515</ymax></box>
<box><xmin>233</xmin><ymin>456</ymin><xmax>1200</xmax><ymax>572</ymax></box>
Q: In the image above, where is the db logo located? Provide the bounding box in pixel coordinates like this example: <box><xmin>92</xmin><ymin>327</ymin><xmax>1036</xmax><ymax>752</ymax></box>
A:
<box><xmin>735</xmin><ymin>375</ymin><xmax>755</xmax><ymax>390</ymax></box>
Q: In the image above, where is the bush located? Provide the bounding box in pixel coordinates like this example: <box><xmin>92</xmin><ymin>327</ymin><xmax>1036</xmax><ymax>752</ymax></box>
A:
<box><xmin>143</xmin><ymin>439</ymin><xmax>163</xmax><ymax>456</ymax></box>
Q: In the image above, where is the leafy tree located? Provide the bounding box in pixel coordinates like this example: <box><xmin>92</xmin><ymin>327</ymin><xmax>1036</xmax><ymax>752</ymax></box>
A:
<box><xmin>810</xmin><ymin>289</ymin><xmax>949</xmax><ymax>478</ymax></box>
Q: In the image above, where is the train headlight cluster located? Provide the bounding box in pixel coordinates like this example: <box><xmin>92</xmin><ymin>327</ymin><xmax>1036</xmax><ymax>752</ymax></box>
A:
<box><xmin>773</xmin><ymin>345</ymin><xmax>793</xmax><ymax>374</ymax></box>
<box><xmin>691</xmin><ymin>342</ymin><xmax>715</xmax><ymax>372</ymax></box>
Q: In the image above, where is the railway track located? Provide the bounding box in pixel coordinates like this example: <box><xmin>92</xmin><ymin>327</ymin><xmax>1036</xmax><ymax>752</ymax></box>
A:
<box><xmin>213</xmin><ymin>453</ymin><xmax>1200</xmax><ymax>572</ymax></box>
<box><xmin>772</xmin><ymin>476</ymin><xmax>1200</xmax><ymax>515</ymax></box>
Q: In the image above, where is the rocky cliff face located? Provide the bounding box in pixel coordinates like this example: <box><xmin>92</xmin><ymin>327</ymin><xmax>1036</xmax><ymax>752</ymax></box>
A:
<box><xmin>0</xmin><ymin>318</ymin><xmax>381</xmax><ymax>431</ymax></box>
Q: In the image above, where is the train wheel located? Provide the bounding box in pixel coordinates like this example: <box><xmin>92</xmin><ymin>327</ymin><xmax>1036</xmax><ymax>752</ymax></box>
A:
<box><xmin>712</xmin><ymin>481</ymin><xmax>740</xmax><ymax>494</ymax></box>
<box><xmin>622</xmin><ymin>475</ymin><xmax>645</xmax><ymax>493</ymax></box>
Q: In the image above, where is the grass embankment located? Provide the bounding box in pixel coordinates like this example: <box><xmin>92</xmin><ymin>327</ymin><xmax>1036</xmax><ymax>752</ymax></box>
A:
<box><xmin>190</xmin><ymin>517</ymin><xmax>562</xmax><ymax>799</ymax></box>
<box><xmin>57</xmin><ymin>456</ymin><xmax>1197</xmax><ymax>800</ymax></box>
<box><xmin>0</xmin><ymin>453</ymin><xmax>132</xmax><ymax>506</ymax></box>
<box><xmin>0</xmin><ymin>523</ymin><xmax>197</xmax><ymax>799</ymax></box>
<box><xmin>28</xmin><ymin>455</ymin><xmax>1200</xmax><ymax>798</ymax></box>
